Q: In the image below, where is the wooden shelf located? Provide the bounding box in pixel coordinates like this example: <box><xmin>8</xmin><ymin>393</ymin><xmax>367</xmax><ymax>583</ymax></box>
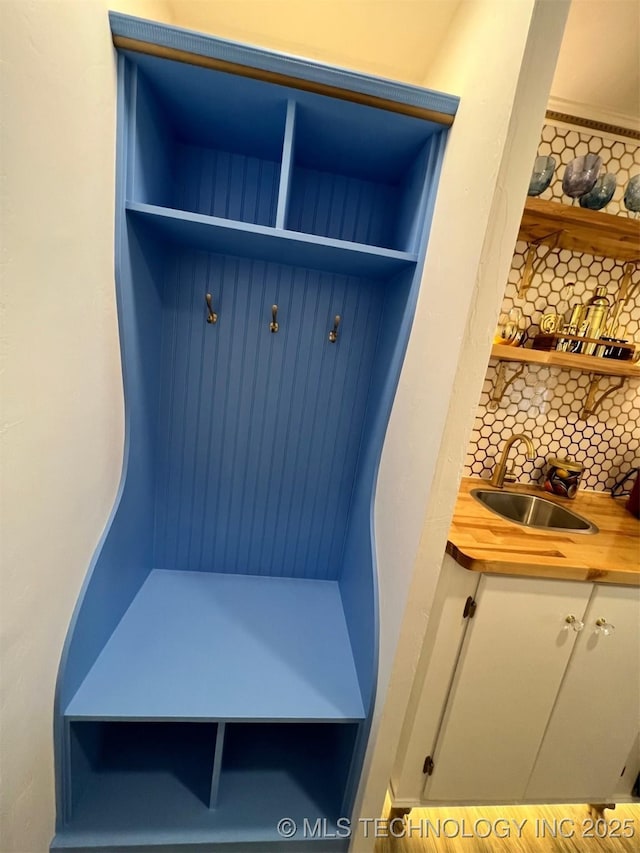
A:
<box><xmin>491</xmin><ymin>344</ymin><xmax>640</xmax><ymax>378</ymax></box>
<box><xmin>65</xmin><ymin>570</ymin><xmax>364</xmax><ymax>722</ymax></box>
<box><xmin>519</xmin><ymin>198</ymin><xmax>640</xmax><ymax>261</ymax></box>
<box><xmin>127</xmin><ymin>202</ymin><xmax>417</xmax><ymax>278</ymax></box>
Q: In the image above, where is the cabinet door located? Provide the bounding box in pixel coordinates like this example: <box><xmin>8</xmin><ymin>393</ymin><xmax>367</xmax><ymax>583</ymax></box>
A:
<box><xmin>391</xmin><ymin>555</ymin><xmax>480</xmax><ymax>803</ymax></box>
<box><xmin>525</xmin><ymin>584</ymin><xmax>640</xmax><ymax>802</ymax></box>
<box><xmin>423</xmin><ymin>574</ymin><xmax>592</xmax><ymax>803</ymax></box>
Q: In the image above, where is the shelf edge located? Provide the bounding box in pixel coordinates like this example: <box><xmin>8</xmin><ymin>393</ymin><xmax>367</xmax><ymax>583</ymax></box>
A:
<box><xmin>519</xmin><ymin>198</ymin><xmax>640</xmax><ymax>262</ymax></box>
<box><xmin>125</xmin><ymin>202</ymin><xmax>419</xmax><ymax>265</ymax></box>
<box><xmin>490</xmin><ymin>344</ymin><xmax>640</xmax><ymax>378</ymax></box>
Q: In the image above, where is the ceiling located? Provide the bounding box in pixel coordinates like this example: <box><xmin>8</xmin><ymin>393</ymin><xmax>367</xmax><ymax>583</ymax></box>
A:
<box><xmin>164</xmin><ymin>0</ymin><xmax>640</xmax><ymax>124</ymax></box>
<box><xmin>550</xmin><ymin>0</ymin><xmax>640</xmax><ymax>124</ymax></box>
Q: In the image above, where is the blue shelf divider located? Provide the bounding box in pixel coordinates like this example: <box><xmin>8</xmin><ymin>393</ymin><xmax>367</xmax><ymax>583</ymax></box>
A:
<box><xmin>51</xmin><ymin>14</ymin><xmax>454</xmax><ymax>851</ymax></box>
<box><xmin>275</xmin><ymin>99</ymin><xmax>297</xmax><ymax>230</ymax></box>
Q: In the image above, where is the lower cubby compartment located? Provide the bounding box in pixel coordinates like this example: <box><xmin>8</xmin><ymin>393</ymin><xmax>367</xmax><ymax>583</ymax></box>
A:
<box><xmin>219</xmin><ymin>723</ymin><xmax>357</xmax><ymax>824</ymax></box>
<box><xmin>68</xmin><ymin>721</ymin><xmax>218</xmax><ymax>833</ymax></box>
<box><xmin>58</xmin><ymin>720</ymin><xmax>357</xmax><ymax>849</ymax></box>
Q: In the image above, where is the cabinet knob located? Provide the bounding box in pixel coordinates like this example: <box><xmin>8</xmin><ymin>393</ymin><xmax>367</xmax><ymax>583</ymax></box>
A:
<box><xmin>564</xmin><ymin>614</ymin><xmax>584</xmax><ymax>632</ymax></box>
<box><xmin>595</xmin><ymin>617</ymin><xmax>615</xmax><ymax>636</ymax></box>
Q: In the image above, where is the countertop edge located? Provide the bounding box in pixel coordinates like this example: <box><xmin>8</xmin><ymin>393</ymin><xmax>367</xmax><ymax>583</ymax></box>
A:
<box><xmin>445</xmin><ymin>541</ymin><xmax>638</xmax><ymax>586</ymax></box>
<box><xmin>447</xmin><ymin>479</ymin><xmax>640</xmax><ymax>586</ymax></box>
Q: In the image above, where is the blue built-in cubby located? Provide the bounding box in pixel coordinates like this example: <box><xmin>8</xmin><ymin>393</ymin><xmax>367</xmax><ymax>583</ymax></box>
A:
<box><xmin>51</xmin><ymin>13</ymin><xmax>457</xmax><ymax>852</ymax></box>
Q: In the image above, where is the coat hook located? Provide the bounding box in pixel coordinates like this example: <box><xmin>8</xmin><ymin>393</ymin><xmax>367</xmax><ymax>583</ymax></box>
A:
<box><xmin>205</xmin><ymin>293</ymin><xmax>218</xmax><ymax>324</ymax></box>
<box><xmin>329</xmin><ymin>315</ymin><xmax>341</xmax><ymax>343</ymax></box>
<box><xmin>270</xmin><ymin>304</ymin><xmax>279</xmax><ymax>333</ymax></box>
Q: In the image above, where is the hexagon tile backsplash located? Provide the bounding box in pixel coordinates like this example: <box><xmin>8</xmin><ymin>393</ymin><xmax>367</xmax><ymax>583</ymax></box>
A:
<box><xmin>464</xmin><ymin>120</ymin><xmax>640</xmax><ymax>492</ymax></box>
<box><xmin>536</xmin><ymin>120</ymin><xmax>639</xmax><ymax>217</ymax></box>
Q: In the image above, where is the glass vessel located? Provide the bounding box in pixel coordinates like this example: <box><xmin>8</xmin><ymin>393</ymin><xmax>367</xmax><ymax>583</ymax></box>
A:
<box><xmin>562</xmin><ymin>154</ymin><xmax>602</xmax><ymax>204</ymax></box>
<box><xmin>579</xmin><ymin>173</ymin><xmax>616</xmax><ymax>210</ymax></box>
<box><xmin>623</xmin><ymin>175</ymin><xmax>640</xmax><ymax>217</ymax></box>
<box><xmin>494</xmin><ymin>307</ymin><xmax>527</xmax><ymax>346</ymax></box>
<box><xmin>528</xmin><ymin>155</ymin><xmax>556</xmax><ymax>196</ymax></box>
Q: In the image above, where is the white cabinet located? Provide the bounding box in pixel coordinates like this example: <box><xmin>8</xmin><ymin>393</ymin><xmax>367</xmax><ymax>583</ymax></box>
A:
<box><xmin>391</xmin><ymin>557</ymin><xmax>640</xmax><ymax>807</ymax></box>
<box><xmin>421</xmin><ymin>571</ymin><xmax>592</xmax><ymax>803</ymax></box>
<box><xmin>525</xmin><ymin>583</ymin><xmax>640</xmax><ymax>802</ymax></box>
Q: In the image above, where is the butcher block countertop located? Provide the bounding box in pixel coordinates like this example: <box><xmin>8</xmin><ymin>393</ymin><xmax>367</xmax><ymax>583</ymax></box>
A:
<box><xmin>447</xmin><ymin>478</ymin><xmax>640</xmax><ymax>586</ymax></box>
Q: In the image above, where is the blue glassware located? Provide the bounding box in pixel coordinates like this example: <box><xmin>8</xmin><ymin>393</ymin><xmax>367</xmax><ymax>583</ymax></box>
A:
<box><xmin>624</xmin><ymin>175</ymin><xmax>640</xmax><ymax>217</ymax></box>
<box><xmin>562</xmin><ymin>154</ymin><xmax>602</xmax><ymax>204</ymax></box>
<box><xmin>579</xmin><ymin>173</ymin><xmax>616</xmax><ymax>210</ymax></box>
<box><xmin>528</xmin><ymin>155</ymin><xmax>556</xmax><ymax>196</ymax></box>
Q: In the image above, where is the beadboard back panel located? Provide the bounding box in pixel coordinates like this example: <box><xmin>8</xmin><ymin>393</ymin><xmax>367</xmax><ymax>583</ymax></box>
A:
<box><xmin>153</xmin><ymin>247</ymin><xmax>385</xmax><ymax>579</ymax></box>
<box><xmin>288</xmin><ymin>167</ymin><xmax>399</xmax><ymax>249</ymax></box>
<box><xmin>175</xmin><ymin>143</ymin><xmax>281</xmax><ymax>226</ymax></box>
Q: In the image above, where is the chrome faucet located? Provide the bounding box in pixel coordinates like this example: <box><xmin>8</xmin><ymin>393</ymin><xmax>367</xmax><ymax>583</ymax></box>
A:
<box><xmin>490</xmin><ymin>433</ymin><xmax>536</xmax><ymax>488</ymax></box>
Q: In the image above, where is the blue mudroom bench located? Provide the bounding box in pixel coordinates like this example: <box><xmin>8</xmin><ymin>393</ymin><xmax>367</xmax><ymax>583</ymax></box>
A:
<box><xmin>51</xmin><ymin>13</ymin><xmax>457</xmax><ymax>851</ymax></box>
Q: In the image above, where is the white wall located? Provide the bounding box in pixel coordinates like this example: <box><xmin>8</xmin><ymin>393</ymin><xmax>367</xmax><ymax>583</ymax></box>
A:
<box><xmin>353</xmin><ymin>0</ymin><xmax>570</xmax><ymax>848</ymax></box>
<box><xmin>1</xmin><ymin>2</ymin><xmax>566</xmax><ymax>851</ymax></box>
<box><xmin>162</xmin><ymin>0</ymin><xmax>462</xmax><ymax>84</ymax></box>
<box><xmin>1</xmin><ymin>3</ymin><xmax>172</xmax><ymax>851</ymax></box>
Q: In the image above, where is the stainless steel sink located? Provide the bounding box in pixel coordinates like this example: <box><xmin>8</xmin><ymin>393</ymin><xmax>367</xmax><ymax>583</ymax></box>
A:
<box><xmin>471</xmin><ymin>489</ymin><xmax>598</xmax><ymax>534</ymax></box>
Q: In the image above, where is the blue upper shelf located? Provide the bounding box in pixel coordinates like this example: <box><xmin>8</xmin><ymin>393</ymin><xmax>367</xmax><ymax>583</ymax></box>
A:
<box><xmin>127</xmin><ymin>202</ymin><xmax>418</xmax><ymax>277</ymax></box>
<box><xmin>65</xmin><ymin>570</ymin><xmax>365</xmax><ymax>722</ymax></box>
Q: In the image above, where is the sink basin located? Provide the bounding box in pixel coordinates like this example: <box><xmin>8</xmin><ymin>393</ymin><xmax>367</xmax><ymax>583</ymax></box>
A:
<box><xmin>471</xmin><ymin>489</ymin><xmax>598</xmax><ymax>534</ymax></box>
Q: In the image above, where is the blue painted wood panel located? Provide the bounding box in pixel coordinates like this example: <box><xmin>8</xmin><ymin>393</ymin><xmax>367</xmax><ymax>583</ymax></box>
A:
<box><xmin>275</xmin><ymin>100</ymin><xmax>297</xmax><ymax>229</ymax></box>
<box><xmin>339</xmin><ymin>132</ymin><xmax>447</xmax><ymax>706</ymax></box>
<box><xmin>292</xmin><ymin>98</ymin><xmax>443</xmax><ymax>183</ymax></box>
<box><xmin>153</xmin><ymin>247</ymin><xmax>384</xmax><ymax>580</ymax></box>
<box><xmin>58</xmin><ymin>720</ymin><xmax>353</xmax><ymax>849</ymax></box>
<box><xmin>57</xmin><ymin>154</ymin><xmax>167</xmax><ymax>717</ymax></box>
<box><xmin>288</xmin><ymin>166</ymin><xmax>400</xmax><ymax>249</ymax></box>
<box><xmin>173</xmin><ymin>144</ymin><xmax>280</xmax><ymax>226</ymax></box>
<box><xmin>53</xmin><ymin>22</ymin><xmax>453</xmax><ymax>848</ymax></box>
<box><xmin>130</xmin><ymin>68</ymin><xmax>175</xmax><ymax>208</ymax></box>
<box><xmin>53</xmin><ymin>837</ymin><xmax>347</xmax><ymax>852</ymax></box>
<box><xmin>338</xmin><ymin>130</ymin><xmax>448</xmax><ymax>814</ymax></box>
<box><xmin>126</xmin><ymin>203</ymin><xmax>417</xmax><ymax>277</ymax></box>
<box><xmin>132</xmin><ymin>57</ymin><xmax>289</xmax><ymax>161</ymax></box>
<box><xmin>66</xmin><ymin>570</ymin><xmax>364</xmax><ymax>721</ymax></box>
<box><xmin>53</xmin><ymin>58</ymin><xmax>170</xmax><ymax>829</ymax></box>
<box><xmin>70</xmin><ymin>721</ymin><xmax>218</xmax><ymax>814</ymax></box>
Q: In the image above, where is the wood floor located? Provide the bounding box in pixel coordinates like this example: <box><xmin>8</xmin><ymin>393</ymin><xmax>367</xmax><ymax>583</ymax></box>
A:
<box><xmin>376</xmin><ymin>804</ymin><xmax>640</xmax><ymax>853</ymax></box>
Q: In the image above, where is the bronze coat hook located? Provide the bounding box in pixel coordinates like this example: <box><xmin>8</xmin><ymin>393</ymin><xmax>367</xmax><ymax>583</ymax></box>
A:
<box><xmin>270</xmin><ymin>304</ymin><xmax>279</xmax><ymax>333</ymax></box>
<box><xmin>329</xmin><ymin>315</ymin><xmax>341</xmax><ymax>343</ymax></box>
<box><xmin>205</xmin><ymin>293</ymin><xmax>218</xmax><ymax>324</ymax></box>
